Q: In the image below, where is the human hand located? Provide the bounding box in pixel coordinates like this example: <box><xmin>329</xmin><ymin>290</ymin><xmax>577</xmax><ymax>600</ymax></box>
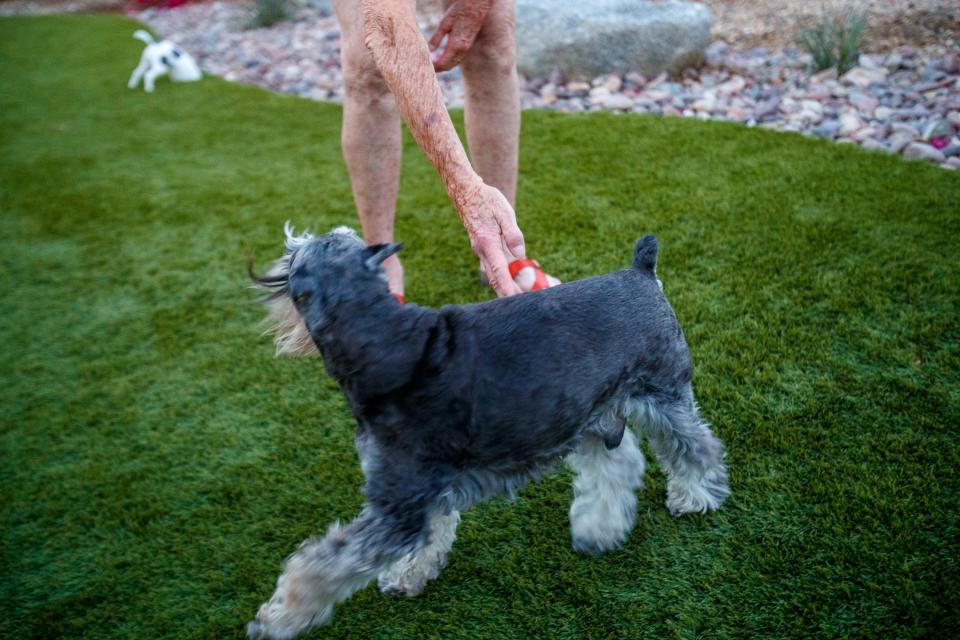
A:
<box><xmin>428</xmin><ymin>0</ymin><xmax>494</xmax><ymax>72</ymax></box>
<box><xmin>456</xmin><ymin>182</ymin><xmax>526</xmax><ymax>297</ymax></box>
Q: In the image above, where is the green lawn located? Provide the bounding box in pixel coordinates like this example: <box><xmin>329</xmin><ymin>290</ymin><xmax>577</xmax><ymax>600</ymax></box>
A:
<box><xmin>2</xmin><ymin>14</ymin><xmax>959</xmax><ymax>640</ymax></box>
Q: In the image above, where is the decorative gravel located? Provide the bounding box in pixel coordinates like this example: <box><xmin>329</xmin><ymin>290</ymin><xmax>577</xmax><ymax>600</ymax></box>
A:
<box><xmin>131</xmin><ymin>2</ymin><xmax>960</xmax><ymax>170</ymax></box>
<box><xmin>3</xmin><ymin>0</ymin><xmax>957</xmax><ymax>169</ymax></box>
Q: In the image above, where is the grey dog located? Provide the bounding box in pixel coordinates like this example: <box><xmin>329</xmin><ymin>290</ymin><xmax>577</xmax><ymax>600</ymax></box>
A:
<box><xmin>247</xmin><ymin>225</ymin><xmax>729</xmax><ymax>639</ymax></box>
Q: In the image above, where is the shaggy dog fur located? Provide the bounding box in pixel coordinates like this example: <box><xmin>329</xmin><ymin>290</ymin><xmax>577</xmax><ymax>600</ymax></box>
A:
<box><xmin>246</xmin><ymin>225</ymin><xmax>729</xmax><ymax>639</ymax></box>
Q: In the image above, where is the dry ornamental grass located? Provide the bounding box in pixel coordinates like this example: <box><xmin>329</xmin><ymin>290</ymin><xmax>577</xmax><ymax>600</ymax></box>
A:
<box><xmin>700</xmin><ymin>0</ymin><xmax>959</xmax><ymax>50</ymax></box>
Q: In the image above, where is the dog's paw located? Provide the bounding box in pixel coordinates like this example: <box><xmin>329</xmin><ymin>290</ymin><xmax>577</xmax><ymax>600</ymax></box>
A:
<box><xmin>665</xmin><ymin>468</ymin><xmax>730</xmax><ymax>517</ymax></box>
<box><xmin>377</xmin><ymin>562</ymin><xmax>431</xmax><ymax>598</ymax></box>
<box><xmin>377</xmin><ymin>552</ymin><xmax>445</xmax><ymax>598</ymax></box>
<box><xmin>377</xmin><ymin>572</ymin><xmax>425</xmax><ymax>598</ymax></box>
<box><xmin>569</xmin><ymin>490</ymin><xmax>637</xmax><ymax>555</ymax></box>
<box><xmin>248</xmin><ymin>579</ymin><xmax>333</xmax><ymax>640</ymax></box>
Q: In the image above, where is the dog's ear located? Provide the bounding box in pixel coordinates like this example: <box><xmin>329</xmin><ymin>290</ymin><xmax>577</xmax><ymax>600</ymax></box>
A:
<box><xmin>363</xmin><ymin>243</ymin><xmax>404</xmax><ymax>271</ymax></box>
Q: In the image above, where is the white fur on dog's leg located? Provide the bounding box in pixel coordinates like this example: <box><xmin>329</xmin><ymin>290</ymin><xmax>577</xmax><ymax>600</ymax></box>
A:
<box><xmin>378</xmin><ymin>511</ymin><xmax>459</xmax><ymax>597</ymax></box>
<box><xmin>629</xmin><ymin>391</ymin><xmax>730</xmax><ymax>517</ymax></box>
<box><xmin>249</xmin><ymin>512</ymin><xmax>401</xmax><ymax>640</ymax></box>
<box><xmin>567</xmin><ymin>429</ymin><xmax>644</xmax><ymax>555</ymax></box>
<box><xmin>248</xmin><ymin>552</ymin><xmax>335</xmax><ymax>640</ymax></box>
<box><xmin>143</xmin><ymin>68</ymin><xmax>163</xmax><ymax>93</ymax></box>
<box><xmin>665</xmin><ymin>465</ymin><xmax>729</xmax><ymax>516</ymax></box>
<box><xmin>128</xmin><ymin>57</ymin><xmax>148</xmax><ymax>89</ymax></box>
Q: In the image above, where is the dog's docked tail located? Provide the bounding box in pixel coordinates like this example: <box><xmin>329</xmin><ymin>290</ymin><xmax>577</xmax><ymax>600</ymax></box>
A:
<box><xmin>133</xmin><ymin>30</ymin><xmax>156</xmax><ymax>46</ymax></box>
<box><xmin>632</xmin><ymin>234</ymin><xmax>658</xmax><ymax>273</ymax></box>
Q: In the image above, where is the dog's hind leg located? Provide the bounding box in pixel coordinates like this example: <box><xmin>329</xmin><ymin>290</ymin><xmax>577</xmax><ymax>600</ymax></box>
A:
<box><xmin>567</xmin><ymin>423</ymin><xmax>645</xmax><ymax>555</ymax></box>
<box><xmin>143</xmin><ymin>67</ymin><xmax>164</xmax><ymax>93</ymax></box>
<box><xmin>248</xmin><ymin>503</ymin><xmax>430</xmax><ymax>640</ymax></box>
<box><xmin>127</xmin><ymin>53</ymin><xmax>148</xmax><ymax>89</ymax></box>
<box><xmin>629</xmin><ymin>387</ymin><xmax>729</xmax><ymax>516</ymax></box>
<box><xmin>377</xmin><ymin>510</ymin><xmax>460</xmax><ymax>597</ymax></box>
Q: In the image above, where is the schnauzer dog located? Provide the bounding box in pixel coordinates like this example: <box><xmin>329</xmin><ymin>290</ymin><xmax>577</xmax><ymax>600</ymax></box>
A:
<box><xmin>247</xmin><ymin>225</ymin><xmax>729</xmax><ymax>639</ymax></box>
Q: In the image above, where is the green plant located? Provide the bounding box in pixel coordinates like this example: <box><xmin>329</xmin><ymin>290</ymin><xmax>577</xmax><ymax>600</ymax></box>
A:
<box><xmin>249</xmin><ymin>0</ymin><xmax>290</xmax><ymax>28</ymax></box>
<box><xmin>798</xmin><ymin>11</ymin><xmax>867</xmax><ymax>74</ymax></box>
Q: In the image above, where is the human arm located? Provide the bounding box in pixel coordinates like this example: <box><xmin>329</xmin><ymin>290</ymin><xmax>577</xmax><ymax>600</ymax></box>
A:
<box><xmin>360</xmin><ymin>0</ymin><xmax>524</xmax><ymax>296</ymax></box>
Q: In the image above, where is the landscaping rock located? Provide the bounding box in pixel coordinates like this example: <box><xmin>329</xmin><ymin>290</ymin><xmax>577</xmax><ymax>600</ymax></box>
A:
<box><xmin>598</xmin><ymin>93</ymin><xmax>635</xmax><ymax>110</ymax></box>
<box><xmin>891</xmin><ymin>123</ymin><xmax>919</xmax><ymax>137</ymax></box>
<box><xmin>515</xmin><ymin>0</ymin><xmax>713</xmax><ymax>79</ymax></box>
<box><xmin>860</xmin><ymin>138</ymin><xmax>887</xmax><ymax>152</ymax></box>
<box><xmin>125</xmin><ymin>0</ymin><xmax>959</xmax><ymax>170</ymax></box>
<box><xmin>841</xmin><ymin>66</ymin><xmax>889</xmax><ymax>89</ymax></box>
<box><xmin>602</xmin><ymin>74</ymin><xmax>623</xmax><ymax>92</ymax></box>
<box><xmin>812</xmin><ymin>120</ymin><xmax>840</xmax><ymax>138</ymax></box>
<box><xmin>839</xmin><ymin>112</ymin><xmax>864</xmax><ymax>136</ymax></box>
<box><xmin>850</xmin><ymin>93</ymin><xmax>880</xmax><ymax>116</ymax></box>
<box><xmin>921</xmin><ymin>119</ymin><xmax>951</xmax><ymax>141</ymax></box>
<box><xmin>903</xmin><ymin>142</ymin><xmax>946</xmax><ymax>163</ymax></box>
<box><xmin>943</xmin><ymin>54</ymin><xmax>959</xmax><ymax>75</ymax></box>
<box><xmin>717</xmin><ymin>75</ymin><xmax>746</xmax><ymax>95</ymax></box>
<box><xmin>874</xmin><ymin>106</ymin><xmax>894</xmax><ymax>120</ymax></box>
<box><xmin>693</xmin><ymin>91</ymin><xmax>717</xmax><ymax>112</ymax></box>
<box><xmin>888</xmin><ymin>132</ymin><xmax>916</xmax><ymax>153</ymax></box>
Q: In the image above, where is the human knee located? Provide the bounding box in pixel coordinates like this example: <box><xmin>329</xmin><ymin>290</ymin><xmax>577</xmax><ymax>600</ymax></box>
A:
<box><xmin>341</xmin><ymin>47</ymin><xmax>394</xmax><ymax>108</ymax></box>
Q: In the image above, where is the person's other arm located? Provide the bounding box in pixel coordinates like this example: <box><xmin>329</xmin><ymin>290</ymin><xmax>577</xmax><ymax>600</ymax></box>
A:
<box><xmin>360</xmin><ymin>0</ymin><xmax>524</xmax><ymax>296</ymax></box>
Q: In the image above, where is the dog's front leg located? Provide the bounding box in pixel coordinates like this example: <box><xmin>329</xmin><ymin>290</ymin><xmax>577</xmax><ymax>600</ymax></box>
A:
<box><xmin>248</xmin><ymin>506</ymin><xmax>426</xmax><ymax>640</ymax></box>
<box><xmin>378</xmin><ymin>510</ymin><xmax>460</xmax><ymax>597</ymax></box>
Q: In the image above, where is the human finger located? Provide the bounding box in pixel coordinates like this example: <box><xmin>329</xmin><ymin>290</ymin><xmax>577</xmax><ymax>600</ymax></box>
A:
<box><xmin>429</xmin><ymin>14</ymin><xmax>452</xmax><ymax>51</ymax></box>
<box><xmin>497</xmin><ymin>211</ymin><xmax>525</xmax><ymax>260</ymax></box>
<box><xmin>476</xmin><ymin>237</ymin><xmax>522</xmax><ymax>297</ymax></box>
<box><xmin>432</xmin><ymin>38</ymin><xmax>470</xmax><ymax>72</ymax></box>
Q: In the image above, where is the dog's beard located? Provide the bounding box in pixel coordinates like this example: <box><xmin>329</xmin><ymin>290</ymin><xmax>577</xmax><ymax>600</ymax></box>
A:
<box><xmin>252</xmin><ymin>223</ymin><xmax>321</xmax><ymax>357</ymax></box>
<box><xmin>262</xmin><ymin>279</ymin><xmax>319</xmax><ymax>357</ymax></box>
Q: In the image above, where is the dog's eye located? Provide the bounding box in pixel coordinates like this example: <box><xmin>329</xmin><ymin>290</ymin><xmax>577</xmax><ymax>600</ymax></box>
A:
<box><xmin>294</xmin><ymin>292</ymin><xmax>311</xmax><ymax>305</ymax></box>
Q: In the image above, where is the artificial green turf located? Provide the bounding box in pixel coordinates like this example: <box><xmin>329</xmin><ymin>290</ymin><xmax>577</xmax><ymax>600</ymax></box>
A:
<box><xmin>2</xmin><ymin>13</ymin><xmax>959</xmax><ymax>640</ymax></box>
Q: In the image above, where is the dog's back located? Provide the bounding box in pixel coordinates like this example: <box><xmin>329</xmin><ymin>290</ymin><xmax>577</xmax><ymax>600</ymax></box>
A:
<box><xmin>363</xmin><ymin>235</ymin><xmax>691</xmax><ymax>474</ymax></box>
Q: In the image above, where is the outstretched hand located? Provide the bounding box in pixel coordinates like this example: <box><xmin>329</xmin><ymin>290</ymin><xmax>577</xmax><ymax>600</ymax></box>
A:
<box><xmin>456</xmin><ymin>182</ymin><xmax>526</xmax><ymax>297</ymax></box>
<box><xmin>428</xmin><ymin>0</ymin><xmax>494</xmax><ymax>72</ymax></box>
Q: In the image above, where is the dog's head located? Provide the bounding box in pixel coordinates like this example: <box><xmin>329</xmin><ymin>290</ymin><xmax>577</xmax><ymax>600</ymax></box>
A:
<box><xmin>251</xmin><ymin>224</ymin><xmax>402</xmax><ymax>356</ymax></box>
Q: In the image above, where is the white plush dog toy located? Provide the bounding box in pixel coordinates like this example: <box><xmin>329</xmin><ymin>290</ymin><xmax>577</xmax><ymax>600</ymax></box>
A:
<box><xmin>127</xmin><ymin>30</ymin><xmax>202</xmax><ymax>93</ymax></box>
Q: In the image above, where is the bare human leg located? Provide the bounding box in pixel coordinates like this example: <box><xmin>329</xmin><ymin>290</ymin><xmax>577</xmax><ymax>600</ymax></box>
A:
<box><xmin>333</xmin><ymin>0</ymin><xmax>408</xmax><ymax>296</ymax></box>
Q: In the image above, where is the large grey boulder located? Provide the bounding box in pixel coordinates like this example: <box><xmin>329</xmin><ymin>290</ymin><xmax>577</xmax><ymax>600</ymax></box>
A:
<box><xmin>297</xmin><ymin>0</ymin><xmax>333</xmax><ymax>14</ymax></box>
<box><xmin>516</xmin><ymin>0</ymin><xmax>714</xmax><ymax>79</ymax></box>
